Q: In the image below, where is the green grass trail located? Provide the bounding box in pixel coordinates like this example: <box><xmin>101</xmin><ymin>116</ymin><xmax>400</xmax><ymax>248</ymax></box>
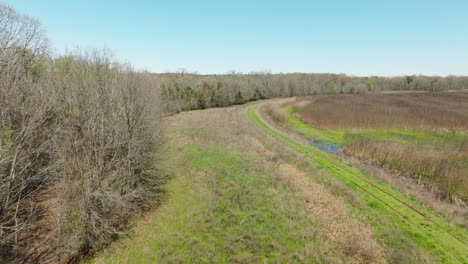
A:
<box><xmin>248</xmin><ymin>105</ymin><xmax>468</xmax><ymax>264</ymax></box>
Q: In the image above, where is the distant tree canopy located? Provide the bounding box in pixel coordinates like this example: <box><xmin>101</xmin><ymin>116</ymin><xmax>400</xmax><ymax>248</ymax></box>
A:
<box><xmin>155</xmin><ymin>73</ymin><xmax>468</xmax><ymax>113</ymax></box>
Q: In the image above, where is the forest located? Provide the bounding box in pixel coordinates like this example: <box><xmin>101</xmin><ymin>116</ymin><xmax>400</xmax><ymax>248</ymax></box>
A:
<box><xmin>157</xmin><ymin>72</ymin><xmax>468</xmax><ymax>113</ymax></box>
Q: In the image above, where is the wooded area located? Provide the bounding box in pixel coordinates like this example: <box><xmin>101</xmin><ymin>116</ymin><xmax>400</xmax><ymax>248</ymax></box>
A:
<box><xmin>0</xmin><ymin>4</ymin><xmax>161</xmax><ymax>262</ymax></box>
<box><xmin>157</xmin><ymin>72</ymin><xmax>468</xmax><ymax>113</ymax></box>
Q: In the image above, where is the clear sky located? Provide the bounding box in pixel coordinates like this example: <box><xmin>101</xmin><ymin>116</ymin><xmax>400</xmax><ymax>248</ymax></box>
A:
<box><xmin>4</xmin><ymin>0</ymin><xmax>468</xmax><ymax>76</ymax></box>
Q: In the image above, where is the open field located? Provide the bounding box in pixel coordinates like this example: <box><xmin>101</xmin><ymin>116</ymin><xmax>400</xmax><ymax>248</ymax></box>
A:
<box><xmin>293</xmin><ymin>91</ymin><xmax>468</xmax><ymax>131</ymax></box>
<box><xmin>3</xmin><ymin>3</ymin><xmax>468</xmax><ymax>263</ymax></box>
<box><xmin>280</xmin><ymin>92</ymin><xmax>468</xmax><ymax>204</ymax></box>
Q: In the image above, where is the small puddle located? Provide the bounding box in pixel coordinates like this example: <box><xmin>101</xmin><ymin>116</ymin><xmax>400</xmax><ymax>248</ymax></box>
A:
<box><xmin>393</xmin><ymin>133</ymin><xmax>413</xmax><ymax>139</ymax></box>
<box><xmin>307</xmin><ymin>140</ymin><xmax>340</xmax><ymax>153</ymax></box>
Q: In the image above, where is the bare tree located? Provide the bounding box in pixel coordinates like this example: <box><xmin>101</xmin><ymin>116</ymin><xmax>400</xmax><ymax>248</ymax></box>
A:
<box><xmin>1</xmin><ymin>5</ymin><xmax>162</xmax><ymax>262</ymax></box>
<box><xmin>0</xmin><ymin>3</ymin><xmax>53</xmax><ymax>261</ymax></box>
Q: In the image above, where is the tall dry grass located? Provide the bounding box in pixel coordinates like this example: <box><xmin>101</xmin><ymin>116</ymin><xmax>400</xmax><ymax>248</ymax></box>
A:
<box><xmin>265</xmin><ymin>97</ymin><xmax>297</xmax><ymax>124</ymax></box>
<box><xmin>291</xmin><ymin>92</ymin><xmax>468</xmax><ymax>203</ymax></box>
<box><xmin>294</xmin><ymin>92</ymin><xmax>468</xmax><ymax>131</ymax></box>
<box><xmin>343</xmin><ymin>134</ymin><xmax>467</xmax><ymax>203</ymax></box>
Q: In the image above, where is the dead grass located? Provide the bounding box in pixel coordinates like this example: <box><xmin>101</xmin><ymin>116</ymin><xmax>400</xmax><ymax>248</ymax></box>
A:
<box><xmin>339</xmin><ymin>153</ymin><xmax>468</xmax><ymax>228</ymax></box>
<box><xmin>276</xmin><ymin>163</ymin><xmax>386</xmax><ymax>263</ymax></box>
<box><xmin>287</xmin><ymin>92</ymin><xmax>468</xmax><ymax>204</ymax></box>
<box><xmin>294</xmin><ymin>91</ymin><xmax>468</xmax><ymax>131</ymax></box>
<box><xmin>343</xmin><ymin>134</ymin><xmax>468</xmax><ymax>202</ymax></box>
<box><xmin>265</xmin><ymin>97</ymin><xmax>297</xmax><ymax>124</ymax></box>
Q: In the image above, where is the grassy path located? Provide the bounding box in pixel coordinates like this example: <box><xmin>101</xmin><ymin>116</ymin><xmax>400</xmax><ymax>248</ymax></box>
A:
<box><xmin>89</xmin><ymin>102</ymin><xmax>466</xmax><ymax>264</ymax></box>
<box><xmin>247</xmin><ymin>104</ymin><xmax>468</xmax><ymax>264</ymax></box>
<box><xmin>91</xmin><ymin>106</ymin><xmax>379</xmax><ymax>263</ymax></box>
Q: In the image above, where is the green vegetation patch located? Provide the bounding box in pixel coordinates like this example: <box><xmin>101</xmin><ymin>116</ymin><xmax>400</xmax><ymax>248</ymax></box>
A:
<box><xmin>183</xmin><ymin>146</ymin><xmax>319</xmax><ymax>263</ymax></box>
<box><xmin>91</xmin><ymin>133</ymin><xmax>338</xmax><ymax>263</ymax></box>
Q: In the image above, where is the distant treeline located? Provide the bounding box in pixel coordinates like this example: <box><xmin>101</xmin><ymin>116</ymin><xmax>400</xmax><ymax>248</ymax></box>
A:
<box><xmin>156</xmin><ymin>72</ymin><xmax>468</xmax><ymax>113</ymax></box>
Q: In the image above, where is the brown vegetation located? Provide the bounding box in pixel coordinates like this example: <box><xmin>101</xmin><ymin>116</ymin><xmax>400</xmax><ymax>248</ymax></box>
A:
<box><xmin>265</xmin><ymin>97</ymin><xmax>297</xmax><ymax>124</ymax></box>
<box><xmin>291</xmin><ymin>92</ymin><xmax>468</xmax><ymax>203</ymax></box>
<box><xmin>0</xmin><ymin>4</ymin><xmax>162</xmax><ymax>263</ymax></box>
<box><xmin>343</xmin><ymin>133</ymin><xmax>468</xmax><ymax>202</ymax></box>
<box><xmin>276</xmin><ymin>163</ymin><xmax>386</xmax><ymax>263</ymax></box>
<box><xmin>340</xmin><ymin>154</ymin><xmax>468</xmax><ymax>227</ymax></box>
<box><xmin>293</xmin><ymin>92</ymin><xmax>468</xmax><ymax>131</ymax></box>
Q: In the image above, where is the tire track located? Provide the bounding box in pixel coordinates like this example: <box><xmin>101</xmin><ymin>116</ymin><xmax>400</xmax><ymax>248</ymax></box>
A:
<box><xmin>247</xmin><ymin>104</ymin><xmax>468</xmax><ymax>264</ymax></box>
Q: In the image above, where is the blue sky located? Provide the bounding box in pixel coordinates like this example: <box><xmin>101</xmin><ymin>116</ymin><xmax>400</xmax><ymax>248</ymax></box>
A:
<box><xmin>5</xmin><ymin>0</ymin><xmax>468</xmax><ymax>76</ymax></box>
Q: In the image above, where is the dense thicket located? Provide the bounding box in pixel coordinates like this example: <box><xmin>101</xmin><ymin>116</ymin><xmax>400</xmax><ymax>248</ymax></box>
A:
<box><xmin>157</xmin><ymin>72</ymin><xmax>468</xmax><ymax>113</ymax></box>
<box><xmin>0</xmin><ymin>4</ymin><xmax>161</xmax><ymax>263</ymax></box>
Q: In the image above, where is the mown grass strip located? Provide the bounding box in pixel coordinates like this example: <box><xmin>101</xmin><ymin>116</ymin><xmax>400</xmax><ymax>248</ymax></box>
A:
<box><xmin>248</xmin><ymin>104</ymin><xmax>468</xmax><ymax>264</ymax></box>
